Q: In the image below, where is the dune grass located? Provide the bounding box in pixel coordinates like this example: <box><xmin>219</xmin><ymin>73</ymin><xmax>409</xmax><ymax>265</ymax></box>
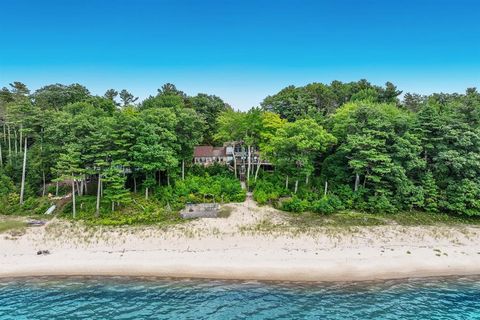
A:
<box><xmin>217</xmin><ymin>206</ymin><xmax>234</xmax><ymax>218</ymax></box>
<box><xmin>0</xmin><ymin>220</ymin><xmax>27</xmax><ymax>234</ymax></box>
<box><xmin>240</xmin><ymin>210</ymin><xmax>480</xmax><ymax>236</ymax></box>
<box><xmin>283</xmin><ymin>210</ymin><xmax>480</xmax><ymax>228</ymax></box>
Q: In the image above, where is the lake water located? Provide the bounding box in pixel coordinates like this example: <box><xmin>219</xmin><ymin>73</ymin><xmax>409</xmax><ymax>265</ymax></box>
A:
<box><xmin>1</xmin><ymin>276</ymin><xmax>479</xmax><ymax>319</ymax></box>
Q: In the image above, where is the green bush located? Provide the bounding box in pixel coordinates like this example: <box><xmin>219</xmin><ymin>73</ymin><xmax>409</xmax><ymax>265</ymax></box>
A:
<box><xmin>0</xmin><ymin>195</ymin><xmax>52</xmax><ymax>216</ymax></box>
<box><xmin>172</xmin><ymin>173</ymin><xmax>245</xmax><ymax>204</ymax></box>
<box><xmin>188</xmin><ymin>163</ymin><xmax>233</xmax><ymax>177</ymax></box>
<box><xmin>61</xmin><ymin>195</ymin><xmax>183</xmax><ymax>226</ymax></box>
<box><xmin>366</xmin><ymin>194</ymin><xmax>397</xmax><ymax>214</ymax></box>
<box><xmin>311</xmin><ymin>195</ymin><xmax>343</xmax><ymax>214</ymax></box>
<box><xmin>281</xmin><ymin>196</ymin><xmax>309</xmax><ymax>213</ymax></box>
<box><xmin>0</xmin><ymin>171</ymin><xmax>15</xmax><ymax>196</ymax></box>
<box><xmin>254</xmin><ymin>189</ymin><xmax>268</xmax><ymax>205</ymax></box>
<box><xmin>252</xmin><ymin>173</ymin><xmax>287</xmax><ymax>205</ymax></box>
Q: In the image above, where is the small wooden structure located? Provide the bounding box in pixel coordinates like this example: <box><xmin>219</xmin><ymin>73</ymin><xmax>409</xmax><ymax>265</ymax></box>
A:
<box><xmin>180</xmin><ymin>202</ymin><xmax>220</xmax><ymax>219</ymax></box>
<box><xmin>180</xmin><ymin>194</ymin><xmax>220</xmax><ymax>219</ymax></box>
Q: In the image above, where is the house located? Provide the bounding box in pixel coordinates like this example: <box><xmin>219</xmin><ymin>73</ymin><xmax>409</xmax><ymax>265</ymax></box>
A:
<box><xmin>224</xmin><ymin>141</ymin><xmax>273</xmax><ymax>179</ymax></box>
<box><xmin>193</xmin><ymin>146</ymin><xmax>228</xmax><ymax>166</ymax></box>
<box><xmin>193</xmin><ymin>143</ymin><xmax>273</xmax><ymax>180</ymax></box>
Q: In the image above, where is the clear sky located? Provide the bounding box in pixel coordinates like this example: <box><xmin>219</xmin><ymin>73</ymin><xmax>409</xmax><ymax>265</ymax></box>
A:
<box><xmin>1</xmin><ymin>0</ymin><xmax>479</xmax><ymax>109</ymax></box>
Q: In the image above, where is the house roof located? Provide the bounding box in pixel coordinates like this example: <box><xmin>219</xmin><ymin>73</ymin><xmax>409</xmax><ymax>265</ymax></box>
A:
<box><xmin>194</xmin><ymin>146</ymin><xmax>226</xmax><ymax>157</ymax></box>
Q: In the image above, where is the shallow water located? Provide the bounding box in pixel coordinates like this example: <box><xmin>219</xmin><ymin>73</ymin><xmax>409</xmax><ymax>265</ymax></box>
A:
<box><xmin>1</xmin><ymin>276</ymin><xmax>479</xmax><ymax>319</ymax></box>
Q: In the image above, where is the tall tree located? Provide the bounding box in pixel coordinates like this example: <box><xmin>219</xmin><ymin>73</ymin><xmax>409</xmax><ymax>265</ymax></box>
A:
<box><xmin>175</xmin><ymin>108</ymin><xmax>204</xmax><ymax>180</ymax></box>
<box><xmin>54</xmin><ymin>144</ymin><xmax>82</xmax><ymax>217</ymax></box>
<box><xmin>132</xmin><ymin>108</ymin><xmax>178</xmax><ymax>198</ymax></box>
<box><xmin>188</xmin><ymin>94</ymin><xmax>231</xmax><ymax>144</ymax></box>
<box><xmin>104</xmin><ymin>89</ymin><xmax>119</xmax><ymax>102</ymax></box>
<box><xmin>33</xmin><ymin>83</ymin><xmax>90</xmax><ymax>110</ymax></box>
<box><xmin>103</xmin><ymin>164</ymin><xmax>130</xmax><ymax>211</ymax></box>
<box><xmin>269</xmin><ymin>118</ymin><xmax>336</xmax><ymax>193</ymax></box>
<box><xmin>119</xmin><ymin>89</ymin><xmax>138</xmax><ymax>107</ymax></box>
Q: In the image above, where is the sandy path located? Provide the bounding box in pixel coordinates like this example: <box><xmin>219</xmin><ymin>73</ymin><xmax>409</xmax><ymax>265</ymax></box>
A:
<box><xmin>1</xmin><ymin>199</ymin><xmax>480</xmax><ymax>282</ymax></box>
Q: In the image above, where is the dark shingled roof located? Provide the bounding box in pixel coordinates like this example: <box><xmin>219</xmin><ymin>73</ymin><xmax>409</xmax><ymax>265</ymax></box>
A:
<box><xmin>194</xmin><ymin>146</ymin><xmax>226</xmax><ymax>157</ymax></box>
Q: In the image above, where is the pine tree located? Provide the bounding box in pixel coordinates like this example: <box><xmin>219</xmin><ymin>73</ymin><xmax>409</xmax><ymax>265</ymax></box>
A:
<box><xmin>421</xmin><ymin>171</ymin><xmax>439</xmax><ymax>213</ymax></box>
<box><xmin>54</xmin><ymin>144</ymin><xmax>82</xmax><ymax>217</ymax></box>
<box><xmin>103</xmin><ymin>164</ymin><xmax>130</xmax><ymax>211</ymax></box>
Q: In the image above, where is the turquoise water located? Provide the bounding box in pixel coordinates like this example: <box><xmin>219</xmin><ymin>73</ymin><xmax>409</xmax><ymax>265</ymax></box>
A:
<box><xmin>1</xmin><ymin>276</ymin><xmax>479</xmax><ymax>319</ymax></box>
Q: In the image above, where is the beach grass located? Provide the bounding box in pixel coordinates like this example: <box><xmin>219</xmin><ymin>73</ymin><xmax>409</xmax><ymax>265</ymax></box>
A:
<box><xmin>380</xmin><ymin>211</ymin><xmax>480</xmax><ymax>226</ymax></box>
<box><xmin>4</xmin><ymin>200</ymin><xmax>480</xmax><ymax>234</ymax></box>
<box><xmin>289</xmin><ymin>210</ymin><xmax>480</xmax><ymax>228</ymax></box>
<box><xmin>239</xmin><ymin>209</ymin><xmax>480</xmax><ymax>236</ymax></box>
<box><xmin>59</xmin><ymin>195</ymin><xmax>186</xmax><ymax>227</ymax></box>
<box><xmin>217</xmin><ymin>206</ymin><xmax>234</xmax><ymax>218</ymax></box>
<box><xmin>0</xmin><ymin>220</ymin><xmax>27</xmax><ymax>234</ymax></box>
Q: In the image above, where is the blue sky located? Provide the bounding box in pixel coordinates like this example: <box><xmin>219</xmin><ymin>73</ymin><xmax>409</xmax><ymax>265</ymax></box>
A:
<box><xmin>1</xmin><ymin>0</ymin><xmax>479</xmax><ymax>109</ymax></box>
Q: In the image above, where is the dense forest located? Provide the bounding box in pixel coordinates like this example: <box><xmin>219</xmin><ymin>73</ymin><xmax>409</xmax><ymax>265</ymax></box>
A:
<box><xmin>0</xmin><ymin>79</ymin><xmax>479</xmax><ymax>224</ymax></box>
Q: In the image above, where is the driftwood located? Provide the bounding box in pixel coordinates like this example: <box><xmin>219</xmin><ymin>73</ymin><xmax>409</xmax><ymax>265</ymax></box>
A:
<box><xmin>27</xmin><ymin>220</ymin><xmax>46</xmax><ymax>227</ymax></box>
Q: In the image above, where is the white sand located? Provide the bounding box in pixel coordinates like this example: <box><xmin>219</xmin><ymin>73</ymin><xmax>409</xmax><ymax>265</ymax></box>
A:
<box><xmin>2</xmin><ymin>196</ymin><xmax>480</xmax><ymax>282</ymax></box>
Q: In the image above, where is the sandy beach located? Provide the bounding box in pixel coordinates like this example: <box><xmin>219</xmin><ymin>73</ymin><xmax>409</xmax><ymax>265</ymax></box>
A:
<box><xmin>2</xmin><ymin>197</ymin><xmax>480</xmax><ymax>282</ymax></box>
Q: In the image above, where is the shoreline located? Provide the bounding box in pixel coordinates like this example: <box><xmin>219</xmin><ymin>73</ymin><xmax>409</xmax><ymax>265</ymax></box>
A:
<box><xmin>2</xmin><ymin>261</ymin><xmax>480</xmax><ymax>283</ymax></box>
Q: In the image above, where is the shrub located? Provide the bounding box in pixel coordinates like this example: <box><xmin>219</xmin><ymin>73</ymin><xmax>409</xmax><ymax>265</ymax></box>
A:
<box><xmin>311</xmin><ymin>195</ymin><xmax>343</xmax><ymax>214</ymax></box>
<box><xmin>281</xmin><ymin>196</ymin><xmax>309</xmax><ymax>213</ymax></box>
<box><xmin>188</xmin><ymin>163</ymin><xmax>232</xmax><ymax>177</ymax></box>
<box><xmin>252</xmin><ymin>174</ymin><xmax>286</xmax><ymax>204</ymax></box>
<box><xmin>159</xmin><ymin>172</ymin><xmax>245</xmax><ymax>206</ymax></box>
<box><xmin>0</xmin><ymin>172</ymin><xmax>15</xmax><ymax>196</ymax></box>
<box><xmin>254</xmin><ymin>189</ymin><xmax>268</xmax><ymax>205</ymax></box>
<box><xmin>366</xmin><ymin>194</ymin><xmax>397</xmax><ymax>214</ymax></box>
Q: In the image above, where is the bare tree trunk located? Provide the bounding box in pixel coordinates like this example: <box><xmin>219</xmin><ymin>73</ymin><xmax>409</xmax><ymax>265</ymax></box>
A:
<box><xmin>40</xmin><ymin>132</ymin><xmax>44</xmax><ymax>196</ymax></box>
<box><xmin>182</xmin><ymin>160</ymin><xmax>185</xmax><ymax>180</ymax></box>
<box><xmin>56</xmin><ymin>181</ymin><xmax>59</xmax><ymax>196</ymax></box>
<box><xmin>96</xmin><ymin>173</ymin><xmax>101</xmax><ymax>217</ymax></box>
<box><xmin>42</xmin><ymin>170</ymin><xmax>46</xmax><ymax>197</ymax></box>
<box><xmin>246</xmin><ymin>145</ymin><xmax>251</xmax><ymax>183</ymax></box>
<box><xmin>285</xmin><ymin>175</ymin><xmax>289</xmax><ymax>190</ymax></box>
<box><xmin>305</xmin><ymin>174</ymin><xmax>309</xmax><ymax>185</ymax></box>
<box><xmin>167</xmin><ymin>172</ymin><xmax>170</xmax><ymax>186</ymax></box>
<box><xmin>19</xmin><ymin>137</ymin><xmax>27</xmax><ymax>204</ymax></box>
<box><xmin>1</xmin><ymin>125</ymin><xmax>4</xmax><ymax>166</ymax></box>
<box><xmin>7</xmin><ymin>125</ymin><xmax>11</xmax><ymax>163</ymax></box>
<box><xmin>233</xmin><ymin>154</ymin><xmax>237</xmax><ymax>178</ymax></box>
<box><xmin>79</xmin><ymin>179</ymin><xmax>84</xmax><ymax>196</ymax></box>
<box><xmin>111</xmin><ymin>201</ymin><xmax>115</xmax><ymax>212</ymax></box>
<box><xmin>19</xmin><ymin>125</ymin><xmax>22</xmax><ymax>154</ymax></box>
<box><xmin>14</xmin><ymin>129</ymin><xmax>17</xmax><ymax>155</ymax></box>
<box><xmin>294</xmin><ymin>180</ymin><xmax>299</xmax><ymax>194</ymax></box>
<box><xmin>72</xmin><ymin>177</ymin><xmax>76</xmax><ymax>218</ymax></box>
<box><xmin>133</xmin><ymin>176</ymin><xmax>137</xmax><ymax>193</ymax></box>
<box><xmin>100</xmin><ymin>179</ymin><xmax>103</xmax><ymax>197</ymax></box>
<box><xmin>354</xmin><ymin>173</ymin><xmax>360</xmax><ymax>192</ymax></box>
<box><xmin>145</xmin><ymin>187</ymin><xmax>149</xmax><ymax>200</ymax></box>
<box><xmin>254</xmin><ymin>157</ymin><xmax>261</xmax><ymax>182</ymax></box>
<box><xmin>158</xmin><ymin>170</ymin><xmax>161</xmax><ymax>185</ymax></box>
<box><xmin>324</xmin><ymin>180</ymin><xmax>328</xmax><ymax>196</ymax></box>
